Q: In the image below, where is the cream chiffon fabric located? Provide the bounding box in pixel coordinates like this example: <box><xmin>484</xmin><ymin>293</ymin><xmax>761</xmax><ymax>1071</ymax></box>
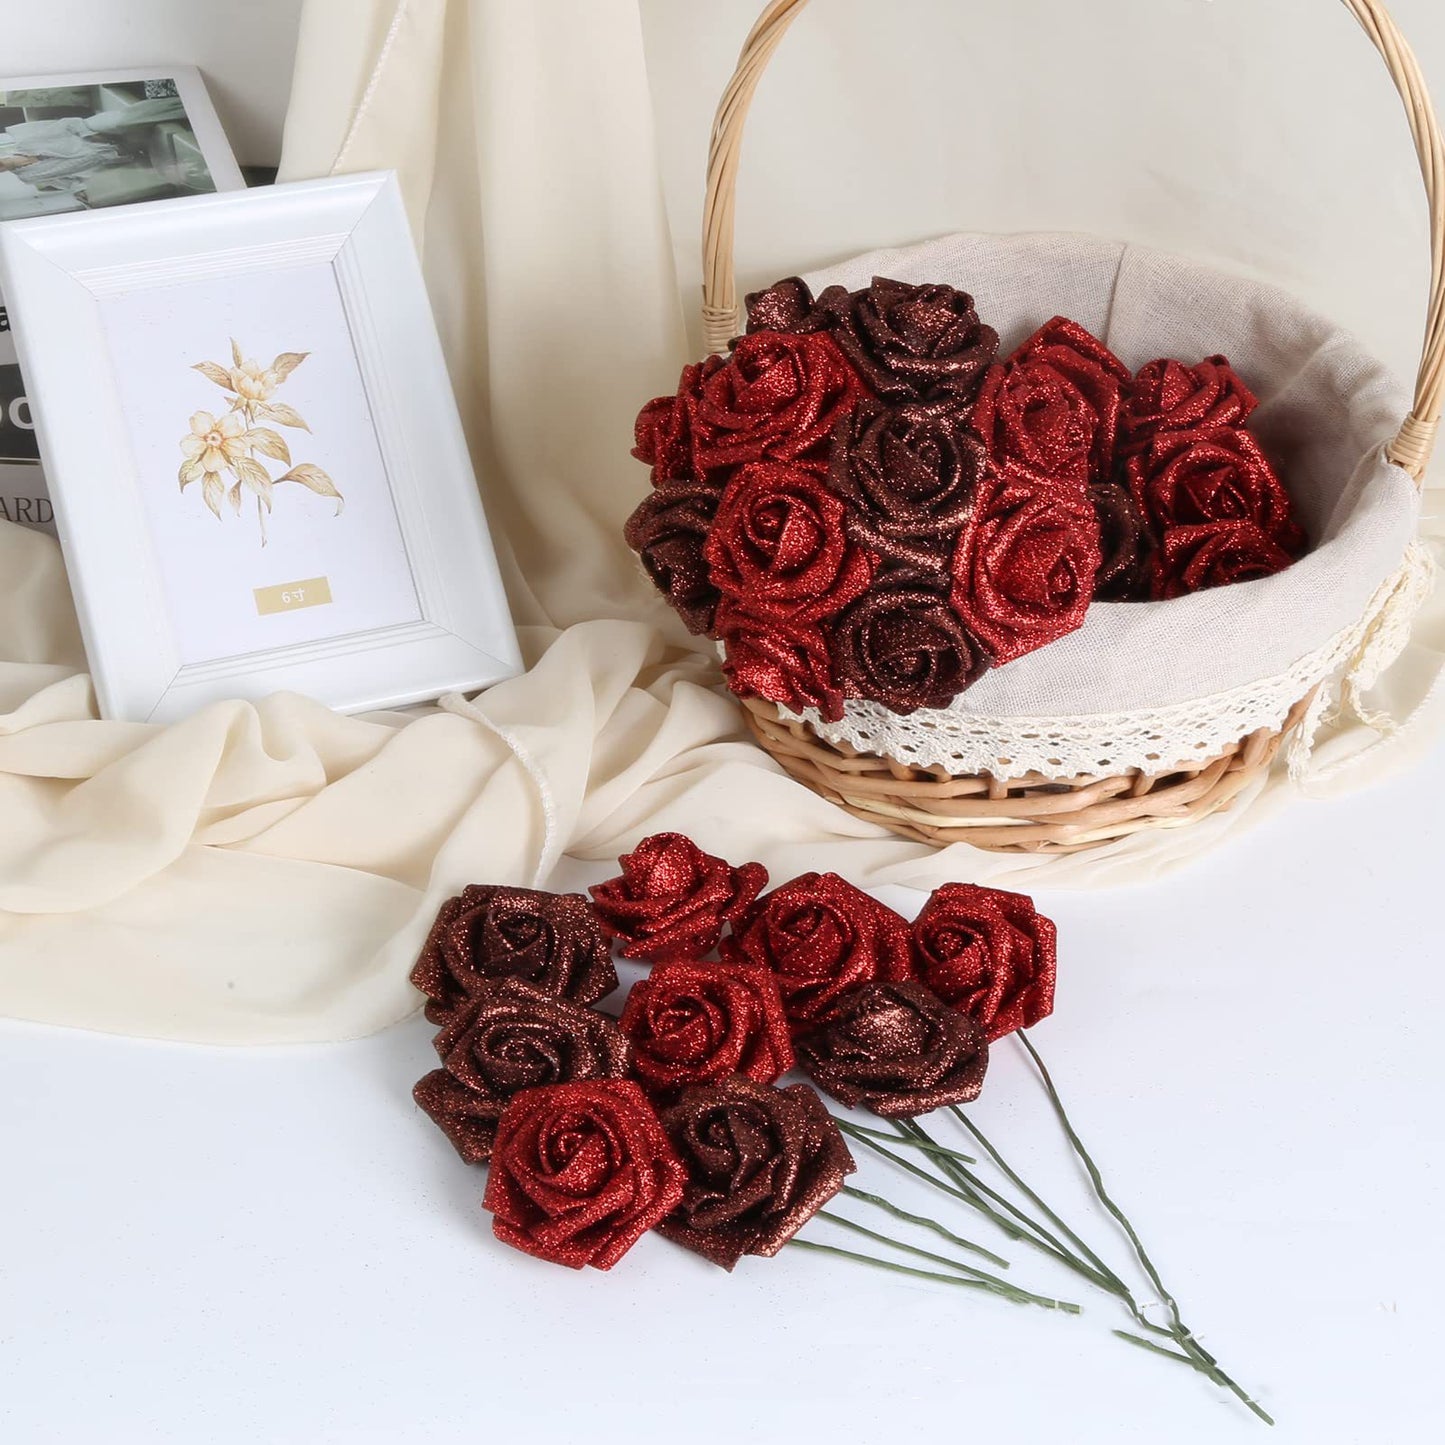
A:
<box><xmin>0</xmin><ymin>0</ymin><xmax>1442</xmax><ymax>1043</ymax></box>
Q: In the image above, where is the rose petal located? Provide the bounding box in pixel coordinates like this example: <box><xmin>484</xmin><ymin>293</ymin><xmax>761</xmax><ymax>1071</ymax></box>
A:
<box><xmin>484</xmin><ymin>1080</ymin><xmax>687</xmax><ymax>1271</ymax></box>
<box><xmin>656</xmin><ymin>1079</ymin><xmax>856</xmax><ymax>1270</ymax></box>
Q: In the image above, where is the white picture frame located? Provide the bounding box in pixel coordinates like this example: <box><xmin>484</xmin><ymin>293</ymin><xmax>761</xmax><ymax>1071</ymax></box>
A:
<box><xmin>0</xmin><ymin>171</ymin><xmax>522</xmax><ymax>722</ymax></box>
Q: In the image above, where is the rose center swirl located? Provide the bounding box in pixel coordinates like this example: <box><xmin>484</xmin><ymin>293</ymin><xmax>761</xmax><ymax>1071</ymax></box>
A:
<box><xmin>537</xmin><ymin>1113</ymin><xmax>617</xmax><ymax>1195</ymax></box>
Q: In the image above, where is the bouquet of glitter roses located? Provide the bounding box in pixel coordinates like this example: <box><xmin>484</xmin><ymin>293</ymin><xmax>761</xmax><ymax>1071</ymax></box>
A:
<box><xmin>624</xmin><ymin>275</ymin><xmax>1306</xmax><ymax>723</ymax></box>
<box><xmin>408</xmin><ymin>834</ymin><xmax>1271</xmax><ymax>1424</ymax></box>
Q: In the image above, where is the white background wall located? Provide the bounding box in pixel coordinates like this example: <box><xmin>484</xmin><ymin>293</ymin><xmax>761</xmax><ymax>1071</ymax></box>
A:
<box><xmin>2</xmin><ymin>0</ymin><xmax>305</xmax><ymax>165</ymax></box>
<box><xmin>4</xmin><ymin>0</ymin><xmax>1445</xmax><ymax>418</ymax></box>
<box><xmin>643</xmin><ymin>0</ymin><xmax>1445</xmax><ymax>409</ymax></box>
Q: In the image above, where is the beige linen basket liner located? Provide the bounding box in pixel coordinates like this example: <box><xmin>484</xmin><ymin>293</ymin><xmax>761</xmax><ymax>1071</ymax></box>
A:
<box><xmin>699</xmin><ymin>0</ymin><xmax>1445</xmax><ymax>854</ymax></box>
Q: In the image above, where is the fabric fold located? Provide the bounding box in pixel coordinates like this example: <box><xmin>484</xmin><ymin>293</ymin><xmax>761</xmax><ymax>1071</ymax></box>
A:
<box><xmin>0</xmin><ymin>0</ymin><xmax>1441</xmax><ymax>1043</ymax></box>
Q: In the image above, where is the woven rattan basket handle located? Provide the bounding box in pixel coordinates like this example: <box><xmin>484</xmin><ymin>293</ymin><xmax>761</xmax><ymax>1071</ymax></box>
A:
<box><xmin>701</xmin><ymin>0</ymin><xmax>1445</xmax><ymax>482</ymax></box>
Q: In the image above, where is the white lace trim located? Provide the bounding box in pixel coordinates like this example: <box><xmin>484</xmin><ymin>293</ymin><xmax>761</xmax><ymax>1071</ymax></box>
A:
<box><xmin>760</xmin><ymin>544</ymin><xmax>1434</xmax><ymax>781</ymax></box>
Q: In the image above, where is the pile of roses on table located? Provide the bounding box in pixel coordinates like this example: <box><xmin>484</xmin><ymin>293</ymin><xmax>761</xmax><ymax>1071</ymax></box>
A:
<box><xmin>411</xmin><ymin>833</ymin><xmax>1056</xmax><ymax>1271</ymax></box>
<box><xmin>625</xmin><ymin>274</ymin><xmax>1306</xmax><ymax>722</ymax></box>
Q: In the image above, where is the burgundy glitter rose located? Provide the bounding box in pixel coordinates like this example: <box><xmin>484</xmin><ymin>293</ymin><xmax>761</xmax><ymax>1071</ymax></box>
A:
<box><xmin>632</xmin><ymin>356</ymin><xmax>726</xmax><ymax>483</ymax></box>
<box><xmin>623</xmin><ymin>482</ymin><xmax>723</xmax><ymax>634</ymax></box>
<box><xmin>833</xmin><ymin>579</ymin><xmax>989</xmax><ymax>713</ymax></box>
<box><xmin>409</xmin><ymin>1072</ymin><xmax>505</xmax><ymax>1169</ymax></box>
<box><xmin>1121</xmin><ymin>355</ymin><xmax>1259</xmax><ymax>455</ymax></box>
<box><xmin>830</xmin><ymin>401</ymin><xmax>987</xmax><ymax>568</ymax></box>
<box><xmin>483</xmin><ymin>1079</ymin><xmax>687</xmax><ymax>1270</ymax></box>
<box><xmin>1091</xmin><ymin>479</ymin><xmax>1155</xmax><ymax>602</ymax></box>
<box><xmin>1153</xmin><ymin>520</ymin><xmax>1297</xmax><ymax>599</ymax></box>
<box><xmin>589</xmin><ymin>832</ymin><xmax>768</xmax><ymax>963</ymax></box>
<box><xmin>413</xmin><ymin>979</ymin><xmax>632</xmax><ymax>1164</ymax></box>
<box><xmin>911</xmin><ymin>883</ymin><xmax>1057</xmax><ymax>1042</ymax></box>
<box><xmin>656</xmin><ymin>1078</ymin><xmax>856</xmax><ymax>1270</ymax></box>
<box><xmin>1125</xmin><ymin>426</ymin><xmax>1303</xmax><ymax>553</ymax></box>
<box><xmin>795</xmin><ymin>980</ymin><xmax>989</xmax><ymax>1118</ymax></box>
<box><xmin>949</xmin><ymin>463</ymin><xmax>1102</xmax><ymax>665</ymax></box>
<box><xmin>689</xmin><ymin>330</ymin><xmax>866</xmax><ymax>474</ymax></box>
<box><xmin>704</xmin><ymin>461</ymin><xmax>874</xmax><ymax>620</ymax></box>
<box><xmin>814</xmin><ymin>276</ymin><xmax>1000</xmax><ymax>405</ymax></box>
<box><xmin>409</xmin><ymin>885</ymin><xmax>618</xmax><ymax>1027</ymax></box>
<box><xmin>744</xmin><ymin>275</ymin><xmax>834</xmax><ymax>336</ymax></box>
<box><xmin>723</xmin><ymin>872</ymin><xmax>914</xmax><ymax>1034</ymax></box>
<box><xmin>1002</xmin><ymin>317</ymin><xmax>1130</xmax><ymax>485</ymax></box>
<box><xmin>619</xmin><ymin>961</ymin><xmax>795</xmax><ymax>1094</ymax></box>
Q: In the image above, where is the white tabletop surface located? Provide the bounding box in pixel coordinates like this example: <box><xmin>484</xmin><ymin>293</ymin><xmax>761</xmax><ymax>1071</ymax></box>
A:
<box><xmin>3</xmin><ymin>742</ymin><xmax>1444</xmax><ymax>1445</ymax></box>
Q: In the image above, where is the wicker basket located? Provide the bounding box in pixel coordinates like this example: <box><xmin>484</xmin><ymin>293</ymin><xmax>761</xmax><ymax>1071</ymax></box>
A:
<box><xmin>700</xmin><ymin>0</ymin><xmax>1445</xmax><ymax>854</ymax></box>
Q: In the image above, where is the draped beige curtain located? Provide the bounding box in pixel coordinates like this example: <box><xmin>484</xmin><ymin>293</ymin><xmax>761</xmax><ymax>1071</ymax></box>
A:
<box><xmin>0</xmin><ymin>0</ymin><xmax>1440</xmax><ymax>1043</ymax></box>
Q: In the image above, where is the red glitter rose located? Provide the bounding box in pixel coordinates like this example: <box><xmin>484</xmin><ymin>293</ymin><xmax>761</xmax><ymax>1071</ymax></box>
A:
<box><xmin>911</xmin><ymin>883</ymin><xmax>1058</xmax><ymax>1042</ymax></box>
<box><xmin>483</xmin><ymin>1079</ymin><xmax>687</xmax><ymax>1270</ymax></box>
<box><xmin>409</xmin><ymin>885</ymin><xmax>617</xmax><ymax>1027</ymax></box>
<box><xmin>623</xmin><ymin>481</ymin><xmax>723</xmax><ymax>635</ymax></box>
<box><xmin>589</xmin><ymin>832</ymin><xmax>768</xmax><ymax>963</ymax></box>
<box><xmin>950</xmin><ymin>463</ymin><xmax>1102</xmax><ymax>665</ymax></box>
<box><xmin>715</xmin><ymin>602</ymin><xmax>845</xmax><ymax>722</ymax></box>
<box><xmin>656</xmin><ymin>1078</ymin><xmax>856</xmax><ymax>1270</ymax></box>
<box><xmin>704</xmin><ymin>461</ymin><xmax>874</xmax><ymax>619</ymax></box>
<box><xmin>619</xmin><ymin>961</ymin><xmax>795</xmax><ymax>1094</ymax></box>
<box><xmin>1005</xmin><ymin>316</ymin><xmax>1127</xmax><ymax>479</ymax></box>
<box><xmin>689</xmin><ymin>330</ymin><xmax>866</xmax><ymax>474</ymax></box>
<box><xmin>814</xmin><ymin>276</ymin><xmax>1000</xmax><ymax>405</ymax></box>
<box><xmin>1121</xmin><ymin>355</ymin><xmax>1259</xmax><ymax>455</ymax></box>
<box><xmin>971</xmin><ymin>319</ymin><xmax>1127</xmax><ymax>490</ymax></box>
<box><xmin>1125</xmin><ymin>426</ymin><xmax>1303</xmax><ymax>554</ymax></box>
<box><xmin>833</xmin><ymin>579</ymin><xmax>990</xmax><ymax>713</ymax></box>
<box><xmin>795</xmin><ymin>979</ymin><xmax>989</xmax><ymax>1118</ymax></box>
<box><xmin>632</xmin><ymin>356</ymin><xmax>725</xmax><ymax>484</ymax></box>
<box><xmin>1152</xmin><ymin>520</ymin><xmax>1297</xmax><ymax>599</ymax></box>
<box><xmin>972</xmin><ymin>359</ymin><xmax>1097</xmax><ymax>489</ymax></box>
<box><xmin>723</xmin><ymin>872</ymin><xmax>914</xmax><ymax>1034</ymax></box>
<box><xmin>413</xmin><ymin>979</ymin><xmax>632</xmax><ymax>1164</ymax></box>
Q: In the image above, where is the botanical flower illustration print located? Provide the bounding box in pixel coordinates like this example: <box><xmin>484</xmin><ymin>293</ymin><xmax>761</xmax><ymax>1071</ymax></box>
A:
<box><xmin>179</xmin><ymin>339</ymin><xmax>344</xmax><ymax>545</ymax></box>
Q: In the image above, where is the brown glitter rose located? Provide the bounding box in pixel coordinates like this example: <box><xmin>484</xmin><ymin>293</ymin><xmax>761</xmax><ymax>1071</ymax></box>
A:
<box><xmin>1152</xmin><ymin>520</ymin><xmax>1297</xmax><ymax>599</ymax></box>
<box><xmin>1091</xmin><ymin>479</ymin><xmax>1155</xmax><ymax>602</ymax></box>
<box><xmin>632</xmin><ymin>356</ymin><xmax>725</xmax><ymax>484</ymax></box>
<box><xmin>413</xmin><ymin>979</ymin><xmax>632</xmax><ymax>1164</ymax></box>
<box><xmin>830</xmin><ymin>401</ymin><xmax>987</xmax><ymax>568</ymax></box>
<box><xmin>795</xmin><ymin>979</ymin><xmax>989</xmax><ymax>1118</ymax></box>
<box><xmin>689</xmin><ymin>330</ymin><xmax>866</xmax><ymax>474</ymax></box>
<box><xmin>483</xmin><ymin>1079</ymin><xmax>687</xmax><ymax>1270</ymax></box>
<box><xmin>656</xmin><ymin>1078</ymin><xmax>856</xmax><ymax>1270</ymax></box>
<box><xmin>589</xmin><ymin>832</ymin><xmax>768</xmax><ymax>963</ymax></box>
<box><xmin>1125</xmin><ymin>426</ymin><xmax>1303</xmax><ymax>552</ymax></box>
<box><xmin>619</xmin><ymin>961</ymin><xmax>795</xmax><ymax>1094</ymax></box>
<box><xmin>623</xmin><ymin>482</ymin><xmax>723</xmax><ymax>635</ymax></box>
<box><xmin>833</xmin><ymin>580</ymin><xmax>989</xmax><ymax>713</ymax></box>
<box><xmin>911</xmin><ymin>883</ymin><xmax>1057</xmax><ymax>1042</ymax></box>
<box><xmin>949</xmin><ymin>463</ymin><xmax>1102</xmax><ymax>665</ymax></box>
<box><xmin>1121</xmin><ymin>355</ymin><xmax>1259</xmax><ymax>455</ymax></box>
<box><xmin>1003</xmin><ymin>317</ymin><xmax>1130</xmax><ymax>485</ymax></box>
<box><xmin>744</xmin><ymin>275</ymin><xmax>833</xmax><ymax>335</ymax></box>
<box><xmin>704</xmin><ymin>461</ymin><xmax>874</xmax><ymax>619</ymax></box>
<box><xmin>715</xmin><ymin>602</ymin><xmax>845</xmax><ymax>722</ymax></box>
<box><xmin>723</xmin><ymin>872</ymin><xmax>914</xmax><ymax>1034</ymax></box>
<box><xmin>409</xmin><ymin>885</ymin><xmax>618</xmax><ymax>1027</ymax></box>
<box><xmin>814</xmin><ymin>276</ymin><xmax>999</xmax><ymax>405</ymax></box>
